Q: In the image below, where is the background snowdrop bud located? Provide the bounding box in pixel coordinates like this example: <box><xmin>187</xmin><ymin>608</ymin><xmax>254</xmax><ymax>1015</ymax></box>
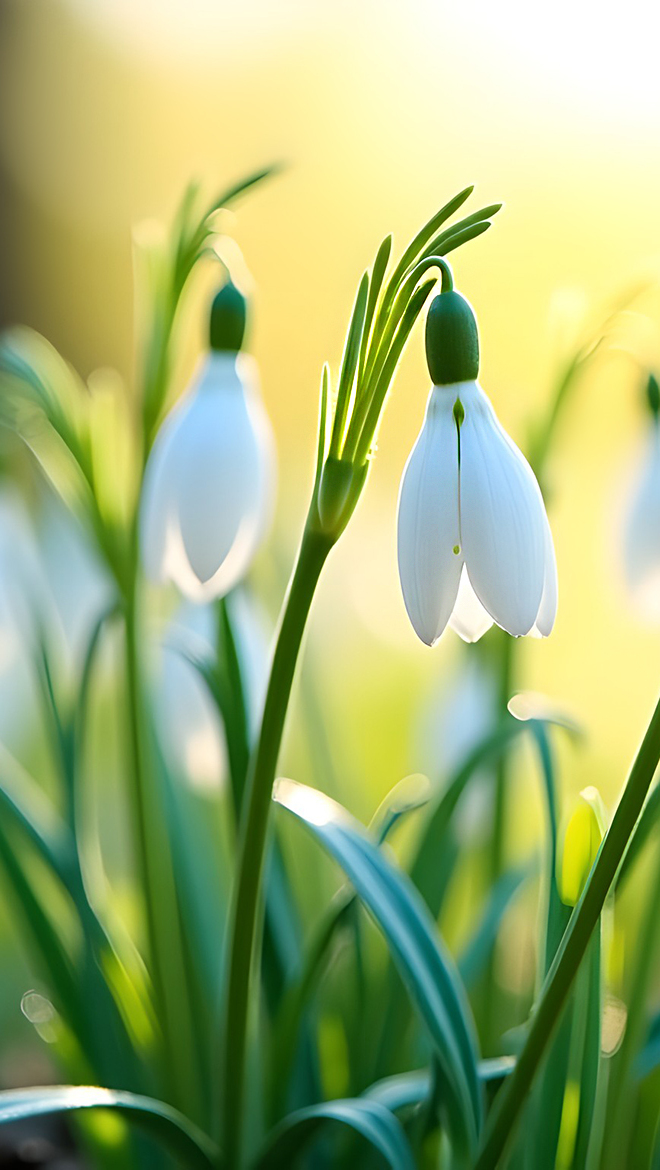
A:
<box><xmin>558</xmin><ymin>788</ymin><xmax>604</xmax><ymax>907</ymax></box>
<box><xmin>397</xmin><ymin>281</ymin><xmax>557</xmax><ymax>646</ymax></box>
<box><xmin>141</xmin><ymin>282</ymin><xmax>275</xmax><ymax>602</ymax></box>
<box><xmin>646</xmin><ymin>372</ymin><xmax>660</xmax><ymax>419</ymax></box>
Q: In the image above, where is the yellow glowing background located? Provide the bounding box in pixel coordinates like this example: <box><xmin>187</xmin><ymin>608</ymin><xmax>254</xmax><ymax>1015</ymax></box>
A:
<box><xmin>2</xmin><ymin>2</ymin><xmax>660</xmax><ymax>911</ymax></box>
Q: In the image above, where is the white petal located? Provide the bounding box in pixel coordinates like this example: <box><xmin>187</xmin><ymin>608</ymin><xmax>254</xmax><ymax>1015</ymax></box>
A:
<box><xmin>449</xmin><ymin>565</ymin><xmax>494</xmax><ymax>642</ymax></box>
<box><xmin>141</xmin><ymin>353</ymin><xmax>275</xmax><ymax>601</ymax></box>
<box><xmin>624</xmin><ymin>429</ymin><xmax>660</xmax><ymax>621</ymax></box>
<box><xmin>530</xmin><ymin>508</ymin><xmax>558</xmax><ymax>637</ymax></box>
<box><xmin>459</xmin><ymin>382</ymin><xmax>548</xmax><ymax>637</ymax></box>
<box><xmin>397</xmin><ymin>386</ymin><xmax>463</xmax><ymax>646</ymax></box>
<box><xmin>140</xmin><ymin>394</ymin><xmax>190</xmax><ymax>583</ymax></box>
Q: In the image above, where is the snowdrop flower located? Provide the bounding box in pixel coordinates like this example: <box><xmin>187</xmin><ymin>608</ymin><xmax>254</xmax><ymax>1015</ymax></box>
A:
<box><xmin>397</xmin><ymin>275</ymin><xmax>557</xmax><ymax>645</ymax></box>
<box><xmin>623</xmin><ymin>374</ymin><xmax>660</xmax><ymax>621</ymax></box>
<box><xmin>141</xmin><ymin>282</ymin><xmax>275</xmax><ymax>602</ymax></box>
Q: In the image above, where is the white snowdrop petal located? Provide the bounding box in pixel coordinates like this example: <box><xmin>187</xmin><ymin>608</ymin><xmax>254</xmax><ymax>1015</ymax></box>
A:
<box><xmin>141</xmin><ymin>353</ymin><xmax>276</xmax><ymax>601</ymax></box>
<box><xmin>449</xmin><ymin>565</ymin><xmax>494</xmax><ymax>643</ymax></box>
<box><xmin>624</xmin><ymin>430</ymin><xmax>660</xmax><ymax>620</ymax></box>
<box><xmin>397</xmin><ymin>387</ymin><xmax>463</xmax><ymax>646</ymax></box>
<box><xmin>530</xmin><ymin>509</ymin><xmax>558</xmax><ymax>637</ymax></box>
<box><xmin>140</xmin><ymin>395</ymin><xmax>193</xmax><ymax>583</ymax></box>
<box><xmin>459</xmin><ymin>383</ymin><xmax>547</xmax><ymax>637</ymax></box>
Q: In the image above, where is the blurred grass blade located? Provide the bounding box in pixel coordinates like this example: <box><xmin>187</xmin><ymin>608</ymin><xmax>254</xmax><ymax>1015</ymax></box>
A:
<box><xmin>411</xmin><ymin>716</ymin><xmax>529</xmax><ymax>918</ymax></box>
<box><xmin>270</xmin><ymin>774</ymin><xmax>431</xmax><ymax>1121</ymax></box>
<box><xmin>0</xmin><ymin>820</ymin><xmax>83</xmax><ymax>1044</ymax></box>
<box><xmin>207</xmin><ymin>162</ymin><xmax>282</xmax><ymax>215</ymax></box>
<box><xmin>0</xmin><ymin>745</ymin><xmax>73</xmax><ymax>886</ymax></box>
<box><xmin>458</xmin><ymin>865</ymin><xmax>530</xmax><ymax>991</ymax></box>
<box><xmin>616</xmin><ymin>780</ymin><xmax>660</xmax><ymax>891</ymax></box>
<box><xmin>364</xmin><ymin>1059</ymin><xmax>515</xmax><ymax>1114</ymax></box>
<box><xmin>370</xmin><ymin>774</ymin><xmax>432</xmax><ymax>845</ymax></box>
<box><xmin>254</xmin><ymin>1099</ymin><xmax>415</xmax><ymax>1170</ymax></box>
<box><xmin>570</xmin><ymin>929</ymin><xmax>602</xmax><ymax>1170</ymax></box>
<box><xmin>0</xmin><ymin>1087</ymin><xmax>217</xmax><ymax>1170</ymax></box>
<box><xmin>636</xmin><ymin>1011</ymin><xmax>660</xmax><ymax>1081</ymax></box>
<box><xmin>528</xmin><ymin>720</ymin><xmax>573</xmax><ymax>1170</ymax></box>
<box><xmin>275</xmin><ymin>779</ymin><xmax>482</xmax><ymax>1157</ymax></box>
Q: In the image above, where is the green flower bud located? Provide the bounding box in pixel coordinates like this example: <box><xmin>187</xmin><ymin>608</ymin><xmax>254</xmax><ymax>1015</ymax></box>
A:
<box><xmin>425</xmin><ymin>289</ymin><xmax>479</xmax><ymax>385</ymax></box>
<box><xmin>646</xmin><ymin>372</ymin><xmax>660</xmax><ymax>420</ymax></box>
<box><xmin>210</xmin><ymin>282</ymin><xmax>247</xmax><ymax>353</ymax></box>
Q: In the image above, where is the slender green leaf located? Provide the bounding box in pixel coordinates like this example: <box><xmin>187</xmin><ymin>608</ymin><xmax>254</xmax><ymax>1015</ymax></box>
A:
<box><xmin>570</xmin><ymin>929</ymin><xmax>602</xmax><ymax>1169</ymax></box>
<box><xmin>421</xmin><ymin>204</ymin><xmax>502</xmax><ymax>261</ymax></box>
<box><xmin>364</xmin><ymin>1059</ymin><xmax>515</xmax><ymax>1114</ymax></box>
<box><xmin>270</xmin><ymin>775</ymin><xmax>431</xmax><ymax>1121</ymax></box>
<box><xmin>370</xmin><ymin>774</ymin><xmax>431</xmax><ymax>845</ymax></box>
<box><xmin>358</xmin><ymin>234</ymin><xmax>393</xmax><ymax>384</ymax></box>
<box><xmin>385</xmin><ymin>186</ymin><xmax>475</xmax><ymax>300</ymax></box>
<box><xmin>254</xmin><ymin>1099</ymin><xmax>415</xmax><ymax>1170</ymax></box>
<box><xmin>458</xmin><ymin>866</ymin><xmax>530</xmax><ymax>990</ymax></box>
<box><xmin>275</xmin><ymin>780</ymin><xmax>482</xmax><ymax>1157</ymax></box>
<box><xmin>616</xmin><ymin>780</ymin><xmax>660</xmax><ymax>891</ymax></box>
<box><xmin>206</xmin><ymin>162</ymin><xmax>282</xmax><ymax>216</ymax></box>
<box><xmin>410</xmin><ymin>716</ymin><xmax>529</xmax><ymax>918</ymax></box>
<box><xmin>0</xmin><ymin>1087</ymin><xmax>217</xmax><ymax>1169</ymax></box>
<box><xmin>329</xmin><ymin>272</ymin><xmax>369</xmax><ymax>457</ymax></box>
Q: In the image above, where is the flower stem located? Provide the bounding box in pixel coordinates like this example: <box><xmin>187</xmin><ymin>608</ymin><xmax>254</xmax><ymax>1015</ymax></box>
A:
<box><xmin>222</xmin><ymin>523</ymin><xmax>333</xmax><ymax>1167</ymax></box>
<box><xmin>474</xmin><ymin>690</ymin><xmax>660</xmax><ymax>1170</ymax></box>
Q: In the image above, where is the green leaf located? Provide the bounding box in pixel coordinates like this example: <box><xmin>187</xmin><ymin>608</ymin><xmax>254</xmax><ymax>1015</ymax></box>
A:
<box><xmin>370</xmin><ymin>774</ymin><xmax>431</xmax><ymax>845</ymax></box>
<box><xmin>385</xmin><ymin>186</ymin><xmax>475</xmax><ymax>301</ymax></box>
<box><xmin>206</xmin><ymin>162</ymin><xmax>282</xmax><ymax>216</ymax></box>
<box><xmin>254</xmin><ymin>1099</ymin><xmax>415</xmax><ymax>1170</ymax></box>
<box><xmin>458</xmin><ymin>865</ymin><xmax>530</xmax><ymax>990</ymax></box>
<box><xmin>0</xmin><ymin>1087</ymin><xmax>218</xmax><ymax>1169</ymax></box>
<box><xmin>269</xmin><ymin>775</ymin><xmax>431</xmax><ymax>1121</ymax></box>
<box><xmin>570</xmin><ymin>929</ymin><xmax>602</xmax><ymax>1170</ymax></box>
<box><xmin>275</xmin><ymin>780</ymin><xmax>482</xmax><ymax>1157</ymax></box>
<box><xmin>364</xmin><ymin>1059</ymin><xmax>515</xmax><ymax>1114</ymax></box>
<box><xmin>410</xmin><ymin>716</ymin><xmax>529</xmax><ymax>918</ymax></box>
<box><xmin>616</xmin><ymin>780</ymin><xmax>660</xmax><ymax>891</ymax></box>
<box><xmin>329</xmin><ymin>272</ymin><xmax>369</xmax><ymax>458</ymax></box>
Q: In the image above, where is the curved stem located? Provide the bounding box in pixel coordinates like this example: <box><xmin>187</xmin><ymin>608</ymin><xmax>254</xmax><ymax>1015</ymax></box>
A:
<box><xmin>221</xmin><ymin>524</ymin><xmax>333</xmax><ymax>1167</ymax></box>
<box><xmin>474</xmin><ymin>690</ymin><xmax>660</xmax><ymax>1170</ymax></box>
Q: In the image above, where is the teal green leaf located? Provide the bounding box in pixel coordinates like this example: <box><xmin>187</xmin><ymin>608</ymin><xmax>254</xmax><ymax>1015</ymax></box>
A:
<box><xmin>617</xmin><ymin>780</ymin><xmax>660</xmax><ymax>891</ymax></box>
<box><xmin>364</xmin><ymin>1059</ymin><xmax>515</xmax><ymax>1114</ymax></box>
<box><xmin>275</xmin><ymin>780</ymin><xmax>482</xmax><ymax>1156</ymax></box>
<box><xmin>0</xmin><ymin>1087</ymin><xmax>217</xmax><ymax>1169</ymax></box>
<box><xmin>253</xmin><ymin>1098</ymin><xmax>415</xmax><ymax>1170</ymax></box>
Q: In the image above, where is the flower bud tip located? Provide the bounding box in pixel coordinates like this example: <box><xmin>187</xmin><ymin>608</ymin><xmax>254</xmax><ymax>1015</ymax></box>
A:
<box><xmin>210</xmin><ymin>281</ymin><xmax>247</xmax><ymax>353</ymax></box>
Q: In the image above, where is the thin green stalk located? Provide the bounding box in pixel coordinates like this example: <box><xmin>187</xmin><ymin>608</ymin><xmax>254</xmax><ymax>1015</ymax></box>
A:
<box><xmin>481</xmin><ymin>631</ymin><xmax>514</xmax><ymax>1051</ymax></box>
<box><xmin>221</xmin><ymin>524</ymin><xmax>333</xmax><ymax>1167</ymax></box>
<box><xmin>474</xmin><ymin>690</ymin><xmax>660</xmax><ymax>1170</ymax></box>
<box><xmin>123</xmin><ymin>569</ymin><xmax>166</xmax><ymax>1010</ymax></box>
<box><xmin>603</xmin><ymin>841</ymin><xmax>660</xmax><ymax>1168</ymax></box>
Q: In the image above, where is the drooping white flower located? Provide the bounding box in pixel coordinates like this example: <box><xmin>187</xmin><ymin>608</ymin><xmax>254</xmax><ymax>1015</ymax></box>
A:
<box><xmin>623</xmin><ymin>376</ymin><xmax>660</xmax><ymax>621</ymax></box>
<box><xmin>397</xmin><ymin>284</ymin><xmax>557</xmax><ymax>646</ymax></box>
<box><xmin>141</xmin><ymin>283</ymin><xmax>275</xmax><ymax>602</ymax></box>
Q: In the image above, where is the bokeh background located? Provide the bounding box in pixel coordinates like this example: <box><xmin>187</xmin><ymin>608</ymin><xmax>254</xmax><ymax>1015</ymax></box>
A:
<box><xmin>2</xmin><ymin>0</ymin><xmax>660</xmax><ymax>1102</ymax></box>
